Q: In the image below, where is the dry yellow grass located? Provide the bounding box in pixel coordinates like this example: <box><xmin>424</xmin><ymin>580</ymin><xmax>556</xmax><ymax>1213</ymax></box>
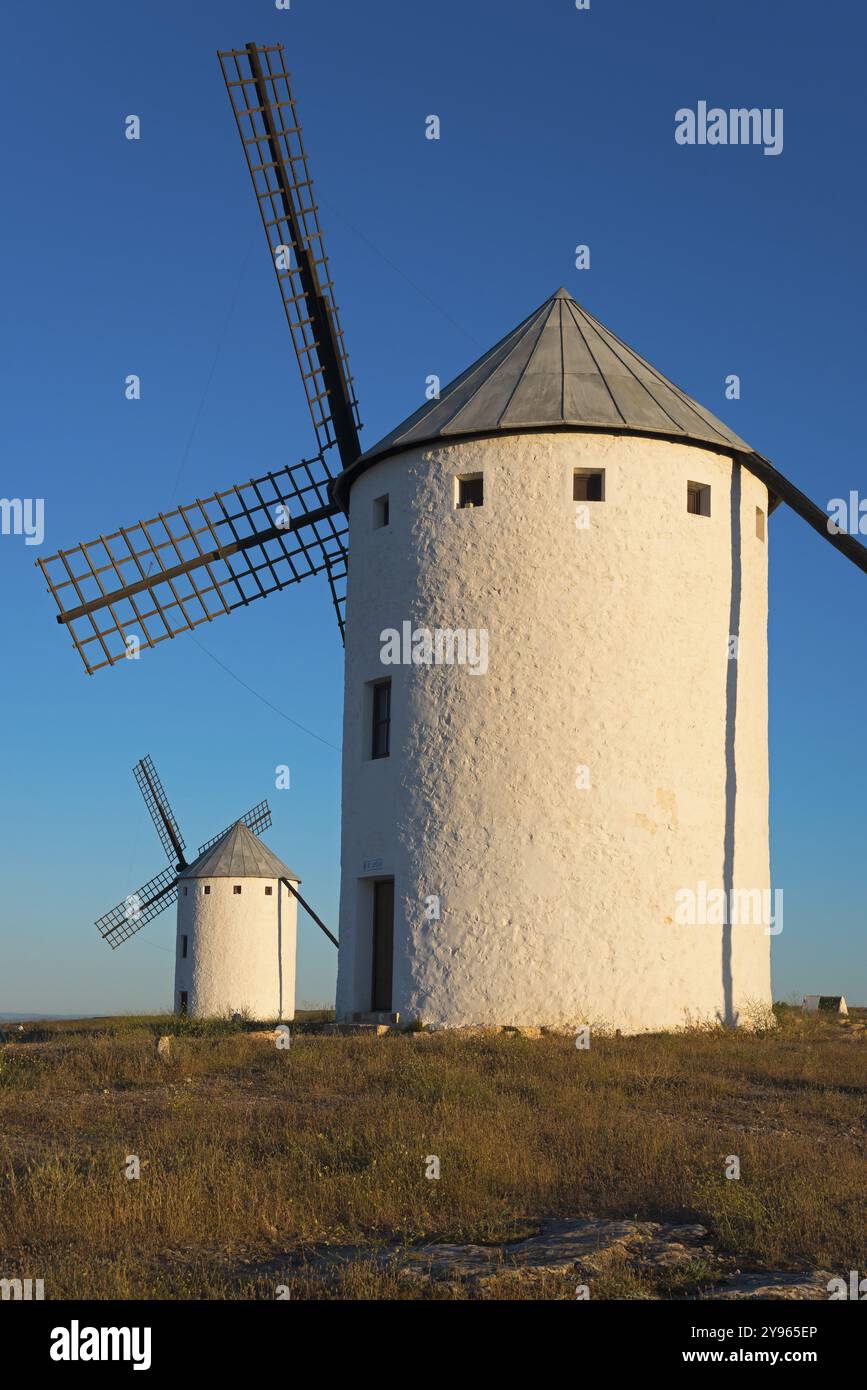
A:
<box><xmin>0</xmin><ymin>1006</ymin><xmax>864</xmax><ymax>1299</ymax></box>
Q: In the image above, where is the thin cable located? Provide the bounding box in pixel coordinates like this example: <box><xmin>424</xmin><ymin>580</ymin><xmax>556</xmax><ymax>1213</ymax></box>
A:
<box><xmin>323</xmin><ymin>199</ymin><xmax>481</xmax><ymax>348</ymax></box>
<box><xmin>190</xmin><ymin>636</ymin><xmax>341</xmax><ymax>752</ymax></box>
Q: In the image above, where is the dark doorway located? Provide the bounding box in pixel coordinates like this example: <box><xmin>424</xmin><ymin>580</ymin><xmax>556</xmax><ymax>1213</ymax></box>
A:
<box><xmin>179</xmin><ymin>990</ymin><xmax>188</xmax><ymax>1014</ymax></box>
<box><xmin>371</xmin><ymin>879</ymin><xmax>394</xmax><ymax>1012</ymax></box>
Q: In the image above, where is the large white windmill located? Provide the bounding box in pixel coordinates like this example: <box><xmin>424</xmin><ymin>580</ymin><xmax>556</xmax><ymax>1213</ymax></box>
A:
<box><xmin>40</xmin><ymin>43</ymin><xmax>867</xmax><ymax>1033</ymax></box>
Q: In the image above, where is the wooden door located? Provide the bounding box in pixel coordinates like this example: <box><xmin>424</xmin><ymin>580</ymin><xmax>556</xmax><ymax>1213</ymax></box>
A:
<box><xmin>371</xmin><ymin>879</ymin><xmax>394</xmax><ymax>1012</ymax></box>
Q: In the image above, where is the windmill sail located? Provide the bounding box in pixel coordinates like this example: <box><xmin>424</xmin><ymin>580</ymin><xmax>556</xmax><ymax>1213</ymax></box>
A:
<box><xmin>37</xmin><ymin>458</ymin><xmax>347</xmax><ymax>673</ymax></box>
<box><xmin>95</xmin><ymin>865</ymin><xmax>179</xmax><ymax>948</ymax></box>
<box><xmin>134</xmin><ymin>755</ymin><xmax>186</xmax><ymax>866</ymax></box>
<box><xmin>197</xmin><ymin>800</ymin><xmax>272</xmax><ymax>856</ymax></box>
<box><xmin>736</xmin><ymin>453</ymin><xmax>867</xmax><ymax>577</ymax></box>
<box><xmin>96</xmin><ymin>794</ymin><xmax>275</xmax><ymax>950</ymax></box>
<box><xmin>39</xmin><ymin>41</ymin><xmax>358</xmax><ymax>674</ymax></box>
<box><xmin>218</xmin><ymin>42</ymin><xmax>362</xmax><ymax>467</ymax></box>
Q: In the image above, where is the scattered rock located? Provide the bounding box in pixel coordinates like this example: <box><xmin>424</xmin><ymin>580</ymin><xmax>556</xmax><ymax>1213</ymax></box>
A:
<box><xmin>321</xmin><ymin>1023</ymin><xmax>390</xmax><ymax>1037</ymax></box>
<box><xmin>705</xmin><ymin>1270</ymin><xmax>834</xmax><ymax>1300</ymax></box>
<box><xmin>156</xmin><ymin>1035</ymin><xmax>173</xmax><ymax>1060</ymax></box>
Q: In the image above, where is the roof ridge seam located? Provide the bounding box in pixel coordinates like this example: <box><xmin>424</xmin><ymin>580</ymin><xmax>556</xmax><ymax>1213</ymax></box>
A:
<box><xmin>389</xmin><ymin>301</ymin><xmax>554</xmax><ymax>450</ymax></box>
<box><xmin>558</xmin><ymin>298</ymin><xmax>566</xmax><ymax>422</ymax></box>
<box><xmin>577</xmin><ymin>307</ymin><xmax>694</xmax><ymax>436</ymax></box>
<box><xmin>447</xmin><ymin>302</ymin><xmax>555</xmax><ymax>433</ymax></box>
<box><xmin>563</xmin><ymin>299</ymin><xmax>628</xmax><ymax>427</ymax></box>
<box><xmin>578</xmin><ymin>306</ymin><xmax>736</xmax><ymax>444</ymax></box>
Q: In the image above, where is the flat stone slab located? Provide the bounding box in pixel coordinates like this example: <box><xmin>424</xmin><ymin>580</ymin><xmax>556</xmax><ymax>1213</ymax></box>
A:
<box><xmin>274</xmin><ymin>1217</ymin><xmax>711</xmax><ymax>1284</ymax></box>
<box><xmin>394</xmin><ymin>1218</ymin><xmax>713</xmax><ymax>1281</ymax></box>
<box><xmin>246</xmin><ymin>1217</ymin><xmax>832</xmax><ymax>1299</ymax></box>
<box><xmin>703</xmin><ymin>1271</ymin><xmax>835</xmax><ymax>1300</ymax></box>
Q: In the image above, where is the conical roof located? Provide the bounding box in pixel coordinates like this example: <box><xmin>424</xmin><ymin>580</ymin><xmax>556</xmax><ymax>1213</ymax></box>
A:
<box><xmin>332</xmin><ymin>288</ymin><xmax>759</xmax><ymax>508</ymax></box>
<box><xmin>179</xmin><ymin>821</ymin><xmax>299</xmax><ymax>882</ymax></box>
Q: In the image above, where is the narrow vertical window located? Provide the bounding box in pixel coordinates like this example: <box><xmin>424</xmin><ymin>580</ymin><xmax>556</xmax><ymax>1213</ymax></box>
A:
<box><xmin>203</xmin><ymin>885</ymin><xmax>211</xmax><ymax>896</ymax></box>
<box><xmin>371</xmin><ymin>679</ymin><xmax>391</xmax><ymax>759</ymax></box>
<box><xmin>181</xmin><ymin>934</ymin><xmax>188</xmax><ymax>959</ymax></box>
<box><xmin>265</xmin><ymin>885</ymin><xmax>273</xmax><ymax>896</ymax></box>
<box><xmin>373</xmin><ymin>495</ymin><xmax>389</xmax><ymax>528</ymax></box>
<box><xmin>179</xmin><ymin>991</ymin><xmax>188</xmax><ymax>1014</ymax></box>
<box><xmin>756</xmin><ymin>506</ymin><xmax>765</xmax><ymax>540</ymax></box>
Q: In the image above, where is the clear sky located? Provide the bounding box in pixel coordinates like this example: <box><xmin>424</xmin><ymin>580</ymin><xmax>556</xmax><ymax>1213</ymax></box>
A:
<box><xmin>1</xmin><ymin>0</ymin><xmax>864</xmax><ymax>1015</ymax></box>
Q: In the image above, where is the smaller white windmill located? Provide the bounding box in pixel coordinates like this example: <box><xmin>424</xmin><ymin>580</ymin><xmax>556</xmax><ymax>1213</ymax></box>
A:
<box><xmin>95</xmin><ymin>755</ymin><xmax>337</xmax><ymax>1020</ymax></box>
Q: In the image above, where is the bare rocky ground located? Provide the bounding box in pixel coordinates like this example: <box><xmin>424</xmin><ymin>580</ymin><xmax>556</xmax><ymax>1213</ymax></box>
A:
<box><xmin>236</xmin><ymin>1217</ymin><xmax>833</xmax><ymax>1299</ymax></box>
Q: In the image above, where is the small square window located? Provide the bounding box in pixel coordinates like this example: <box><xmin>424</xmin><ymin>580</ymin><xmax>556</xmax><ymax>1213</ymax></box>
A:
<box><xmin>687</xmin><ymin>482</ymin><xmax>711</xmax><ymax>517</ymax></box>
<box><xmin>456</xmin><ymin>474</ymin><xmax>483</xmax><ymax>509</ymax></box>
<box><xmin>203</xmin><ymin>885</ymin><xmax>210</xmax><ymax>896</ymax></box>
<box><xmin>373</xmin><ymin>495</ymin><xmax>389</xmax><ymax>528</ymax></box>
<box><xmin>182</xmin><ymin>886</ymin><xmax>188</xmax><ymax>896</ymax></box>
<box><xmin>573</xmin><ymin>470</ymin><xmax>604</xmax><ymax>502</ymax></box>
<box><xmin>265</xmin><ymin>885</ymin><xmax>273</xmax><ymax>896</ymax></box>
<box><xmin>756</xmin><ymin>506</ymin><xmax>765</xmax><ymax>540</ymax></box>
<box><xmin>233</xmin><ymin>885</ymin><xmax>242</xmax><ymax>895</ymax></box>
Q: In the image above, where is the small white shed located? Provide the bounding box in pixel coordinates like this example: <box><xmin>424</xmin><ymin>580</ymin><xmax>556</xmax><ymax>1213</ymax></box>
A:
<box><xmin>803</xmin><ymin>995</ymin><xmax>848</xmax><ymax>1015</ymax></box>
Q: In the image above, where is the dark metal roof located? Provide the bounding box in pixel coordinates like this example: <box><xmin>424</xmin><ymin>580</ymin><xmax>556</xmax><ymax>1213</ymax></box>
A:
<box><xmin>332</xmin><ymin>288</ymin><xmax>755</xmax><ymax>508</ymax></box>
<box><xmin>179</xmin><ymin>821</ymin><xmax>299</xmax><ymax>882</ymax></box>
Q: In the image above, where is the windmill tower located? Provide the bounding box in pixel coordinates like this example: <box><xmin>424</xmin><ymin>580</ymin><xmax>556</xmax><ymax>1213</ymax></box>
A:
<box><xmin>39</xmin><ymin>43</ymin><xmax>867</xmax><ymax>1032</ymax></box>
<box><xmin>175</xmin><ymin>822</ymin><xmax>300</xmax><ymax>1020</ymax></box>
<box><xmin>93</xmin><ymin>755</ymin><xmax>329</xmax><ymax>1020</ymax></box>
<box><xmin>333</xmin><ymin>290</ymin><xmax>777</xmax><ymax>1032</ymax></box>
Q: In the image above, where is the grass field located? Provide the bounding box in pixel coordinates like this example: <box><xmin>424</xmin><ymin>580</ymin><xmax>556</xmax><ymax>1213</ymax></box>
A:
<box><xmin>0</xmin><ymin>1006</ymin><xmax>864</xmax><ymax>1299</ymax></box>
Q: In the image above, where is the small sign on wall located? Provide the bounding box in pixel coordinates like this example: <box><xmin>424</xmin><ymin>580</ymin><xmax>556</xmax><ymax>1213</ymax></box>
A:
<box><xmin>362</xmin><ymin>858</ymin><xmax>384</xmax><ymax>873</ymax></box>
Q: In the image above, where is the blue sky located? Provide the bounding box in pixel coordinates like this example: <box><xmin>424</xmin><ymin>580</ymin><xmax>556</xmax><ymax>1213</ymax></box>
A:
<box><xmin>0</xmin><ymin>0</ymin><xmax>864</xmax><ymax>1014</ymax></box>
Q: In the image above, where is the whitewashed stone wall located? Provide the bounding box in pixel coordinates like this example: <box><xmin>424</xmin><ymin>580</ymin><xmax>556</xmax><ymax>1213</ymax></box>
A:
<box><xmin>336</xmin><ymin>432</ymin><xmax>772</xmax><ymax>1032</ymax></box>
<box><xmin>174</xmin><ymin>877</ymin><xmax>297</xmax><ymax>1021</ymax></box>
